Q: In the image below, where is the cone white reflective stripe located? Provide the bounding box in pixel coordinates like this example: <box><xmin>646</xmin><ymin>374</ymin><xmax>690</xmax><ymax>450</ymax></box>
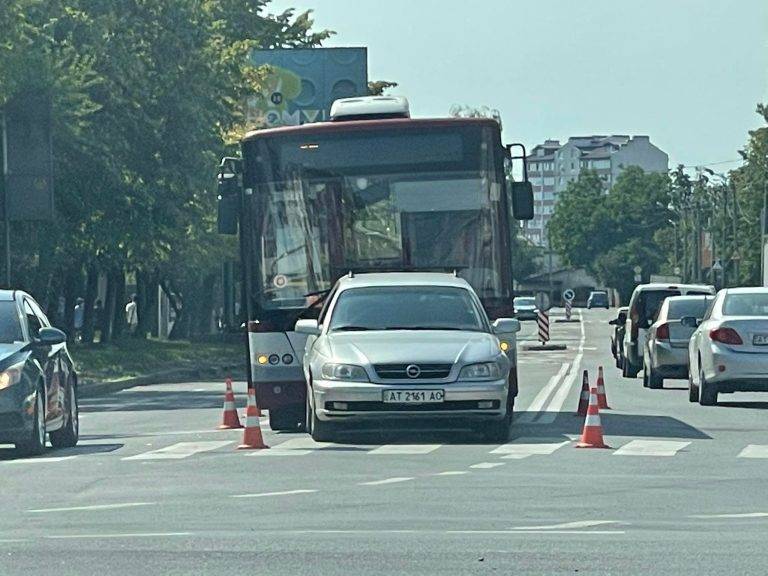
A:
<box><xmin>244</xmin><ymin>415</ymin><xmax>261</xmax><ymax>427</ymax></box>
<box><xmin>584</xmin><ymin>413</ymin><xmax>602</xmax><ymax>427</ymax></box>
<box><xmin>589</xmin><ymin>393</ymin><xmax>598</xmax><ymax>406</ymax></box>
<box><xmin>223</xmin><ymin>400</ymin><xmax>236</xmax><ymax>410</ymax></box>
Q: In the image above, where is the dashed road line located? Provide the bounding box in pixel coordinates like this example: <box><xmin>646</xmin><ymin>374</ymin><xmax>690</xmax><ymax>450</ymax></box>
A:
<box><xmin>359</xmin><ymin>477</ymin><xmax>414</xmax><ymax>486</ymax></box>
<box><xmin>690</xmin><ymin>512</ymin><xmax>768</xmax><ymax>519</ymax></box>
<box><xmin>738</xmin><ymin>445</ymin><xmax>768</xmax><ymax>459</ymax></box>
<box><xmin>122</xmin><ymin>441</ymin><xmax>233</xmax><ymax>460</ymax></box>
<box><xmin>469</xmin><ymin>462</ymin><xmax>506</xmax><ymax>469</ymax></box>
<box><xmin>368</xmin><ymin>444</ymin><xmax>442</xmax><ymax>455</ymax></box>
<box><xmin>434</xmin><ymin>471</ymin><xmax>469</xmax><ymax>476</ymax></box>
<box><xmin>28</xmin><ymin>502</ymin><xmax>155</xmax><ymax>514</ymax></box>
<box><xmin>231</xmin><ymin>489</ymin><xmax>318</xmax><ymax>499</ymax></box>
<box><xmin>613</xmin><ymin>440</ymin><xmax>690</xmax><ymax>457</ymax></box>
<box><xmin>46</xmin><ymin>532</ymin><xmax>192</xmax><ymax>540</ymax></box>
<box><xmin>491</xmin><ymin>439</ymin><xmax>570</xmax><ymax>459</ymax></box>
<box><xmin>512</xmin><ymin>520</ymin><xmax>621</xmax><ymax>530</ymax></box>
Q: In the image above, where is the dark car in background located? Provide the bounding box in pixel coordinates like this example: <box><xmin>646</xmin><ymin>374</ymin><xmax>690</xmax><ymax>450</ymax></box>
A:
<box><xmin>0</xmin><ymin>291</ymin><xmax>79</xmax><ymax>456</ymax></box>
<box><xmin>587</xmin><ymin>290</ymin><xmax>610</xmax><ymax>309</ymax></box>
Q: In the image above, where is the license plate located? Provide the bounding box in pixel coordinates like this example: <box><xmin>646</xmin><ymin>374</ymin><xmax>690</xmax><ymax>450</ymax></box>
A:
<box><xmin>382</xmin><ymin>389</ymin><xmax>444</xmax><ymax>404</ymax></box>
<box><xmin>753</xmin><ymin>334</ymin><xmax>768</xmax><ymax>346</ymax></box>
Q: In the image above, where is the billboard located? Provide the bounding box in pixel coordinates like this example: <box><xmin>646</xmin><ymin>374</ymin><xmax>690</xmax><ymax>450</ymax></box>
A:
<box><xmin>249</xmin><ymin>48</ymin><xmax>368</xmax><ymax>127</ymax></box>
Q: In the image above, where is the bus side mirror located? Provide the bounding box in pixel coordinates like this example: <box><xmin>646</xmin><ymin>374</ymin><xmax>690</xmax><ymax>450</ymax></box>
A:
<box><xmin>511</xmin><ymin>181</ymin><xmax>534</xmax><ymax>221</ymax></box>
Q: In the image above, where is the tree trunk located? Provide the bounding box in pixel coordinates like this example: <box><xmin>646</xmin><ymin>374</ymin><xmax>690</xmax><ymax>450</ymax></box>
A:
<box><xmin>62</xmin><ymin>268</ymin><xmax>81</xmax><ymax>342</ymax></box>
<box><xmin>102</xmin><ymin>272</ymin><xmax>115</xmax><ymax>344</ymax></box>
<box><xmin>111</xmin><ymin>268</ymin><xmax>126</xmax><ymax>340</ymax></box>
<box><xmin>194</xmin><ymin>273</ymin><xmax>217</xmax><ymax>337</ymax></box>
<box><xmin>135</xmin><ymin>270</ymin><xmax>149</xmax><ymax>339</ymax></box>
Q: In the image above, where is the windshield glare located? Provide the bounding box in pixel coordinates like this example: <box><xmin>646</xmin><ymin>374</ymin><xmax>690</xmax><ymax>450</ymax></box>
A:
<box><xmin>328</xmin><ymin>286</ymin><xmax>485</xmax><ymax>332</ymax></box>
<box><xmin>667</xmin><ymin>298</ymin><xmax>711</xmax><ymax>319</ymax></box>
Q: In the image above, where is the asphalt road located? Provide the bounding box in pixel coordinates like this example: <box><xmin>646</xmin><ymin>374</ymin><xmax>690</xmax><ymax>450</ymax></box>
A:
<box><xmin>2</xmin><ymin>308</ymin><xmax>768</xmax><ymax>575</ymax></box>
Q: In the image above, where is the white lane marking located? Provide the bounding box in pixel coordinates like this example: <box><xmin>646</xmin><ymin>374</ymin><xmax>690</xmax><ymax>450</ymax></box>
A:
<box><xmin>490</xmin><ymin>439</ymin><xmax>570</xmax><ymax>459</ymax></box>
<box><xmin>2</xmin><ymin>456</ymin><xmax>75</xmax><ymax>464</ymax></box>
<box><xmin>266</xmin><ymin>438</ymin><xmax>338</xmax><ymax>451</ymax></box>
<box><xmin>359</xmin><ymin>477</ymin><xmax>414</xmax><ymax>486</ymax></box>
<box><xmin>122</xmin><ymin>441</ymin><xmax>232</xmax><ymax>460</ymax></box>
<box><xmin>46</xmin><ymin>532</ymin><xmax>192</xmax><ymax>540</ymax></box>
<box><xmin>613</xmin><ymin>440</ymin><xmax>690</xmax><ymax>457</ymax></box>
<box><xmin>0</xmin><ymin>539</ymin><xmax>24</xmax><ymax>543</ymax></box>
<box><xmin>512</xmin><ymin>520</ymin><xmax>620</xmax><ymax>530</ymax></box>
<box><xmin>516</xmin><ymin>363</ymin><xmax>569</xmax><ymax>423</ymax></box>
<box><xmin>231</xmin><ymin>489</ymin><xmax>318</xmax><ymax>499</ymax></box>
<box><xmin>28</xmin><ymin>502</ymin><xmax>154</xmax><ymax>514</ymax></box>
<box><xmin>447</xmin><ymin>530</ymin><xmax>625</xmax><ymax>535</ymax></box>
<box><xmin>434</xmin><ymin>471</ymin><xmax>469</xmax><ymax>476</ymax></box>
<box><xmin>469</xmin><ymin>462</ymin><xmax>506</xmax><ymax>469</ymax></box>
<box><xmin>690</xmin><ymin>512</ymin><xmax>768</xmax><ymax>519</ymax></box>
<box><xmin>738</xmin><ymin>445</ymin><xmax>768</xmax><ymax>458</ymax></box>
<box><xmin>535</xmin><ymin>311</ymin><xmax>586</xmax><ymax>424</ymax></box>
<box><xmin>249</xmin><ymin>449</ymin><xmax>313</xmax><ymax>457</ymax></box>
<box><xmin>368</xmin><ymin>444</ymin><xmax>441</xmax><ymax>455</ymax></box>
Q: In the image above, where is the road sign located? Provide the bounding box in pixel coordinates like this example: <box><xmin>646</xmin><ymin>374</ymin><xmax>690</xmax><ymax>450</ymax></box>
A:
<box><xmin>633</xmin><ymin>265</ymin><xmax>642</xmax><ymax>274</ymax></box>
<box><xmin>534</xmin><ymin>291</ymin><xmax>551</xmax><ymax>312</ymax></box>
<box><xmin>563</xmin><ymin>289</ymin><xmax>575</xmax><ymax>302</ymax></box>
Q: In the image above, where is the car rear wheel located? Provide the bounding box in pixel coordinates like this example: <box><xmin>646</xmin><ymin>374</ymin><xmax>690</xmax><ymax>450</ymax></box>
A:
<box><xmin>647</xmin><ymin>363</ymin><xmax>663</xmax><ymax>389</ymax></box>
<box><xmin>623</xmin><ymin>357</ymin><xmax>640</xmax><ymax>378</ymax></box>
<box><xmin>15</xmin><ymin>386</ymin><xmax>46</xmax><ymax>457</ymax></box>
<box><xmin>50</xmin><ymin>383</ymin><xmax>79</xmax><ymax>449</ymax></box>
<box><xmin>688</xmin><ymin>374</ymin><xmax>699</xmax><ymax>403</ymax></box>
<box><xmin>698</xmin><ymin>368</ymin><xmax>718</xmax><ymax>406</ymax></box>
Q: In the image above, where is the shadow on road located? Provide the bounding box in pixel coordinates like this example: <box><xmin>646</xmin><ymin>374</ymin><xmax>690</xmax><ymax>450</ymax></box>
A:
<box><xmin>0</xmin><ymin>442</ymin><xmax>123</xmax><ymax>461</ymax></box>
<box><xmin>514</xmin><ymin>411</ymin><xmax>711</xmax><ymax>440</ymax></box>
<box><xmin>80</xmin><ymin>389</ymin><xmax>224</xmax><ymax>413</ymax></box>
<box><xmin>716</xmin><ymin>401</ymin><xmax>768</xmax><ymax>410</ymax></box>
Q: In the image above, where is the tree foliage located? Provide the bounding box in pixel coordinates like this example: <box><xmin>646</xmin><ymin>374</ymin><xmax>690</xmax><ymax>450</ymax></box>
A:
<box><xmin>0</xmin><ymin>0</ymin><xmax>331</xmax><ymax>340</ymax></box>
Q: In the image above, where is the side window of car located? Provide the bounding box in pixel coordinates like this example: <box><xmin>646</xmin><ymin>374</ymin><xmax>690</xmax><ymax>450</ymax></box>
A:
<box><xmin>24</xmin><ymin>300</ymin><xmax>43</xmax><ymax>339</ymax></box>
<box><xmin>317</xmin><ymin>286</ymin><xmax>338</xmax><ymax>326</ymax></box>
<box><xmin>28</xmin><ymin>299</ymin><xmax>50</xmax><ymax>328</ymax></box>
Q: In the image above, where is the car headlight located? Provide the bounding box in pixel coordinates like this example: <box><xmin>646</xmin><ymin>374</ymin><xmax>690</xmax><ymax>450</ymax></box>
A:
<box><xmin>321</xmin><ymin>363</ymin><xmax>369</xmax><ymax>382</ymax></box>
<box><xmin>0</xmin><ymin>363</ymin><xmax>24</xmax><ymax>391</ymax></box>
<box><xmin>459</xmin><ymin>362</ymin><xmax>501</xmax><ymax>381</ymax></box>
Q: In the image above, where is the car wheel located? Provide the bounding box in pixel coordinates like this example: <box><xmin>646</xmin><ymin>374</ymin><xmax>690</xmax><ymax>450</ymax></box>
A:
<box><xmin>50</xmin><ymin>382</ymin><xmax>79</xmax><ymax>449</ymax></box>
<box><xmin>15</xmin><ymin>386</ymin><xmax>46</xmax><ymax>457</ymax></box>
<box><xmin>623</xmin><ymin>357</ymin><xmax>639</xmax><ymax>378</ymax></box>
<box><xmin>305</xmin><ymin>384</ymin><xmax>334</xmax><ymax>442</ymax></box>
<box><xmin>642</xmin><ymin>361</ymin><xmax>650</xmax><ymax>388</ymax></box>
<box><xmin>688</xmin><ymin>373</ymin><xmax>699</xmax><ymax>403</ymax></box>
<box><xmin>698</xmin><ymin>368</ymin><xmax>718</xmax><ymax>406</ymax></box>
<box><xmin>647</xmin><ymin>364</ymin><xmax>663</xmax><ymax>389</ymax></box>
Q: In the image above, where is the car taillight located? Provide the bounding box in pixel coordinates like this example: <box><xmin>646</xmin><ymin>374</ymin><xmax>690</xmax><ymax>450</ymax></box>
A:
<box><xmin>709</xmin><ymin>327</ymin><xmax>743</xmax><ymax>345</ymax></box>
<box><xmin>656</xmin><ymin>323</ymin><xmax>670</xmax><ymax>340</ymax></box>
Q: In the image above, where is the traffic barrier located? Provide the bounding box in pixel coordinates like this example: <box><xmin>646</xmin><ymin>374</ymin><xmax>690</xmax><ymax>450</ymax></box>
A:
<box><xmin>575</xmin><ymin>386</ymin><xmax>610</xmax><ymax>449</ymax></box>
<box><xmin>237</xmin><ymin>387</ymin><xmax>269</xmax><ymax>450</ymax></box>
<box><xmin>218</xmin><ymin>377</ymin><xmax>242</xmax><ymax>430</ymax></box>
<box><xmin>565</xmin><ymin>299</ymin><xmax>572</xmax><ymax>321</ymax></box>
<box><xmin>576</xmin><ymin>370</ymin><xmax>590</xmax><ymax>416</ymax></box>
<box><xmin>537</xmin><ymin>310</ymin><xmax>550</xmax><ymax>344</ymax></box>
<box><xmin>596</xmin><ymin>366</ymin><xmax>610</xmax><ymax>410</ymax></box>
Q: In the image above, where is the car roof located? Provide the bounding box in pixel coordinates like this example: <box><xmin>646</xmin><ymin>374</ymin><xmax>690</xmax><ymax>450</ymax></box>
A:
<box><xmin>633</xmin><ymin>283</ymin><xmax>714</xmax><ymax>293</ymax></box>
<box><xmin>0</xmin><ymin>290</ymin><xmax>17</xmax><ymax>302</ymax></box>
<box><xmin>722</xmin><ymin>287</ymin><xmax>768</xmax><ymax>295</ymax></box>
<box><xmin>335</xmin><ymin>272</ymin><xmax>472</xmax><ymax>290</ymax></box>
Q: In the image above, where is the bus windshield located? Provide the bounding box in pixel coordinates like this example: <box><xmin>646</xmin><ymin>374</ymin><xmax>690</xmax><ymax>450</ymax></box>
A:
<box><xmin>244</xmin><ymin>123</ymin><xmax>510</xmax><ymax>315</ymax></box>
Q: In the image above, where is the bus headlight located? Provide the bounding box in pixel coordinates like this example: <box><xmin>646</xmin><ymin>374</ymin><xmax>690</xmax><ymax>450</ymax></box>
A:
<box><xmin>321</xmin><ymin>363</ymin><xmax>369</xmax><ymax>382</ymax></box>
<box><xmin>459</xmin><ymin>362</ymin><xmax>501</xmax><ymax>381</ymax></box>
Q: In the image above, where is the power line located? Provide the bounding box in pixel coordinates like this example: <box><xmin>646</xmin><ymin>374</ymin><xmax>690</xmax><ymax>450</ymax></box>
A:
<box><xmin>679</xmin><ymin>158</ymin><xmax>744</xmax><ymax>169</ymax></box>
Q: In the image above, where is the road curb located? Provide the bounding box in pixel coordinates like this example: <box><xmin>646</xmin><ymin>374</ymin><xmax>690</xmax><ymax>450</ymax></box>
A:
<box><xmin>79</xmin><ymin>366</ymin><xmax>246</xmax><ymax>398</ymax></box>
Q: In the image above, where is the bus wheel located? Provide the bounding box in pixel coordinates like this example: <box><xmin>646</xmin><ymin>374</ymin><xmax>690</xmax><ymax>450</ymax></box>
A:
<box><xmin>269</xmin><ymin>405</ymin><xmax>303</xmax><ymax>432</ymax></box>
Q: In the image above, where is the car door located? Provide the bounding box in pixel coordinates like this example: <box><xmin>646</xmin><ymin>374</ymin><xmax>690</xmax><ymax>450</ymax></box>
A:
<box><xmin>23</xmin><ymin>298</ymin><xmax>64</xmax><ymax>424</ymax></box>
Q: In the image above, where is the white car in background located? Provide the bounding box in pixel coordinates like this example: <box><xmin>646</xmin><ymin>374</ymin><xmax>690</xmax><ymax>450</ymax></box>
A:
<box><xmin>686</xmin><ymin>287</ymin><xmax>768</xmax><ymax>405</ymax></box>
<box><xmin>642</xmin><ymin>295</ymin><xmax>713</xmax><ymax>389</ymax></box>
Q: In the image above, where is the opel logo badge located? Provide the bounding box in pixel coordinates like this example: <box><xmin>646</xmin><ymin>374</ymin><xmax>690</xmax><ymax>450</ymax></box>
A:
<box><xmin>406</xmin><ymin>364</ymin><xmax>421</xmax><ymax>379</ymax></box>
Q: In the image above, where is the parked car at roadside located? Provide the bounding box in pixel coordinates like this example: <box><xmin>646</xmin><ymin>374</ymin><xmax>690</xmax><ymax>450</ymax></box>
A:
<box><xmin>642</xmin><ymin>295</ymin><xmax>713</xmax><ymax>389</ymax></box>
<box><xmin>296</xmin><ymin>273</ymin><xmax>520</xmax><ymax>442</ymax></box>
<box><xmin>513</xmin><ymin>296</ymin><xmax>538</xmax><ymax>320</ymax></box>
<box><xmin>610</xmin><ymin>307</ymin><xmax>628</xmax><ymax>368</ymax></box>
<box><xmin>587</xmin><ymin>290</ymin><xmax>609</xmax><ymax>309</ymax></box>
<box><xmin>622</xmin><ymin>283</ymin><xmax>715</xmax><ymax>378</ymax></box>
<box><xmin>0</xmin><ymin>290</ymin><xmax>79</xmax><ymax>456</ymax></box>
<box><xmin>686</xmin><ymin>287</ymin><xmax>768</xmax><ymax>406</ymax></box>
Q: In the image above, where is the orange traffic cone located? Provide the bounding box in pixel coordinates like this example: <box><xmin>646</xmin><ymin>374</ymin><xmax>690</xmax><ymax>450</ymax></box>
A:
<box><xmin>596</xmin><ymin>366</ymin><xmax>610</xmax><ymax>410</ymax></box>
<box><xmin>576</xmin><ymin>370</ymin><xmax>590</xmax><ymax>416</ymax></box>
<box><xmin>218</xmin><ymin>377</ymin><xmax>242</xmax><ymax>430</ymax></box>
<box><xmin>237</xmin><ymin>387</ymin><xmax>268</xmax><ymax>450</ymax></box>
<box><xmin>575</xmin><ymin>386</ymin><xmax>610</xmax><ymax>449</ymax></box>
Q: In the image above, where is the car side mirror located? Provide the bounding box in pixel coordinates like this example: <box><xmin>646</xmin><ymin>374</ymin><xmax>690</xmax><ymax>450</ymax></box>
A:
<box><xmin>680</xmin><ymin>316</ymin><xmax>699</xmax><ymax>328</ymax></box>
<box><xmin>35</xmin><ymin>327</ymin><xmax>67</xmax><ymax>346</ymax></box>
<box><xmin>295</xmin><ymin>319</ymin><xmax>321</xmax><ymax>336</ymax></box>
<box><xmin>510</xmin><ymin>181</ymin><xmax>534</xmax><ymax>221</ymax></box>
<box><xmin>492</xmin><ymin>318</ymin><xmax>521</xmax><ymax>334</ymax></box>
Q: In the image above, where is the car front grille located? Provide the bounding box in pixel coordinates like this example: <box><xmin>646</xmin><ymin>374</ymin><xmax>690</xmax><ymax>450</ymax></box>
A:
<box><xmin>373</xmin><ymin>363</ymin><xmax>452</xmax><ymax>380</ymax></box>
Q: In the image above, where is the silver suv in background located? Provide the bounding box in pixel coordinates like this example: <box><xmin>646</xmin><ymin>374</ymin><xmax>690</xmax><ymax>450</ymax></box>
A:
<box><xmin>622</xmin><ymin>283</ymin><xmax>715</xmax><ymax>378</ymax></box>
<box><xmin>642</xmin><ymin>295</ymin><xmax>713</xmax><ymax>388</ymax></box>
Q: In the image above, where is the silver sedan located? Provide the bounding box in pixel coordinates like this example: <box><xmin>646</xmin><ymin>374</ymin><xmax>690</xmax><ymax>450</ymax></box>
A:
<box><xmin>295</xmin><ymin>273</ymin><xmax>519</xmax><ymax>442</ymax></box>
<box><xmin>686</xmin><ymin>287</ymin><xmax>768</xmax><ymax>405</ymax></box>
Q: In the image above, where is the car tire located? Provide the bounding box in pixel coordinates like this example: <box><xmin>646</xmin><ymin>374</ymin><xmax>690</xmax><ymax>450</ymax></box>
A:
<box><xmin>15</xmin><ymin>385</ymin><xmax>46</xmax><ymax>457</ymax></box>
<box><xmin>305</xmin><ymin>384</ymin><xmax>334</xmax><ymax>442</ymax></box>
<box><xmin>623</xmin><ymin>357</ymin><xmax>640</xmax><ymax>379</ymax></box>
<box><xmin>50</xmin><ymin>382</ymin><xmax>79</xmax><ymax>449</ymax></box>
<box><xmin>688</xmin><ymin>374</ymin><xmax>699</xmax><ymax>403</ymax></box>
<box><xmin>647</xmin><ymin>364</ymin><xmax>663</xmax><ymax>389</ymax></box>
<box><xmin>698</xmin><ymin>368</ymin><xmax>718</xmax><ymax>406</ymax></box>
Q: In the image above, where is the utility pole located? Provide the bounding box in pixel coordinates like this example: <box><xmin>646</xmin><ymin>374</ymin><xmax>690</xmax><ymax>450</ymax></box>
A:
<box><xmin>1</xmin><ymin>110</ymin><xmax>9</xmax><ymax>287</ymax></box>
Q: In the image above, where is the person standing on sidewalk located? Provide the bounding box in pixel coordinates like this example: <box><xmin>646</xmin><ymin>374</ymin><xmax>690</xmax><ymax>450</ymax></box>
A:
<box><xmin>125</xmin><ymin>294</ymin><xmax>139</xmax><ymax>336</ymax></box>
<box><xmin>73</xmin><ymin>298</ymin><xmax>85</xmax><ymax>342</ymax></box>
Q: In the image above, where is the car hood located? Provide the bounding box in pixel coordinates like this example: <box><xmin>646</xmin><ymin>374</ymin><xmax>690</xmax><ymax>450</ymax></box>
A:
<box><xmin>317</xmin><ymin>330</ymin><xmax>500</xmax><ymax>365</ymax></box>
<box><xmin>0</xmin><ymin>343</ymin><xmax>28</xmax><ymax>367</ymax></box>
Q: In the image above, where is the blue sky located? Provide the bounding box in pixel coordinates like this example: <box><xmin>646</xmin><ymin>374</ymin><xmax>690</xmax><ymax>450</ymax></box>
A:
<box><xmin>269</xmin><ymin>0</ymin><xmax>768</xmax><ymax>169</ymax></box>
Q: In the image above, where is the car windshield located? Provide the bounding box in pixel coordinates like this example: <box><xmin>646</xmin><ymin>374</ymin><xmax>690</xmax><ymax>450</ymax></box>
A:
<box><xmin>515</xmin><ymin>297</ymin><xmax>535</xmax><ymax>306</ymax></box>
<box><xmin>635</xmin><ymin>290</ymin><xmax>681</xmax><ymax>324</ymax></box>
<box><xmin>329</xmin><ymin>286</ymin><xmax>485</xmax><ymax>331</ymax></box>
<box><xmin>667</xmin><ymin>297</ymin><xmax>712</xmax><ymax>319</ymax></box>
<box><xmin>723</xmin><ymin>293</ymin><xmax>768</xmax><ymax>317</ymax></box>
<box><xmin>0</xmin><ymin>301</ymin><xmax>23</xmax><ymax>343</ymax></box>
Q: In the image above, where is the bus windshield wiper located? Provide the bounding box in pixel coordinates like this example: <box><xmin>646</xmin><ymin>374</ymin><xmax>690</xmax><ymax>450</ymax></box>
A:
<box><xmin>331</xmin><ymin>325</ymin><xmax>372</xmax><ymax>332</ymax></box>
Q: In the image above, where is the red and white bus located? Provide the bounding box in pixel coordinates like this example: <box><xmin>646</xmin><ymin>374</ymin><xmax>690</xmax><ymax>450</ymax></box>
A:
<box><xmin>217</xmin><ymin>96</ymin><xmax>533</xmax><ymax>430</ymax></box>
